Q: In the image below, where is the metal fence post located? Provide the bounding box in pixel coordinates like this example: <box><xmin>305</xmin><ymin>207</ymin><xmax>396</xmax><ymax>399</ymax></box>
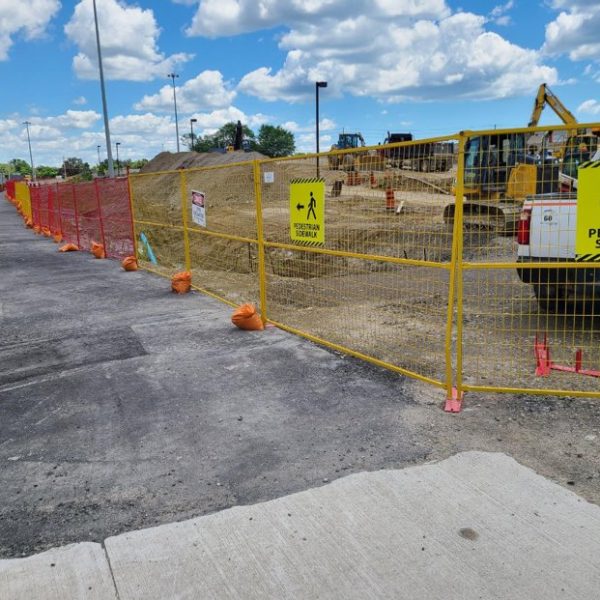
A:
<box><xmin>126</xmin><ymin>173</ymin><xmax>138</xmax><ymax>261</ymax></box>
<box><xmin>179</xmin><ymin>170</ymin><xmax>191</xmax><ymax>272</ymax></box>
<box><xmin>72</xmin><ymin>183</ymin><xmax>81</xmax><ymax>248</ymax></box>
<box><xmin>444</xmin><ymin>132</ymin><xmax>467</xmax><ymax>412</ymax></box>
<box><xmin>253</xmin><ymin>160</ymin><xmax>268</xmax><ymax>324</ymax></box>
<box><xmin>94</xmin><ymin>179</ymin><xmax>107</xmax><ymax>251</ymax></box>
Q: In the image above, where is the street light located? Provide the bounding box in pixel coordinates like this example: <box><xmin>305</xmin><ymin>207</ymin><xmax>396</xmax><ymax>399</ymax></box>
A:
<box><xmin>315</xmin><ymin>81</ymin><xmax>327</xmax><ymax>178</ymax></box>
<box><xmin>167</xmin><ymin>72</ymin><xmax>180</xmax><ymax>152</ymax></box>
<box><xmin>93</xmin><ymin>0</ymin><xmax>115</xmax><ymax>178</ymax></box>
<box><xmin>115</xmin><ymin>142</ymin><xmax>121</xmax><ymax>177</ymax></box>
<box><xmin>22</xmin><ymin>121</ymin><xmax>35</xmax><ymax>181</ymax></box>
<box><xmin>190</xmin><ymin>118</ymin><xmax>197</xmax><ymax>151</ymax></box>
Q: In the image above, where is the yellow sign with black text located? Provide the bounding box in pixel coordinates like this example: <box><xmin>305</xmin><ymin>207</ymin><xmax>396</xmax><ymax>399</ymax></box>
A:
<box><xmin>576</xmin><ymin>160</ymin><xmax>600</xmax><ymax>262</ymax></box>
<box><xmin>290</xmin><ymin>178</ymin><xmax>325</xmax><ymax>245</ymax></box>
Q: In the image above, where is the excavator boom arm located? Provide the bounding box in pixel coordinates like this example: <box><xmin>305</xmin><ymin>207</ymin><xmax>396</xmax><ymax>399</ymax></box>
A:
<box><xmin>528</xmin><ymin>84</ymin><xmax>578</xmax><ymax>129</ymax></box>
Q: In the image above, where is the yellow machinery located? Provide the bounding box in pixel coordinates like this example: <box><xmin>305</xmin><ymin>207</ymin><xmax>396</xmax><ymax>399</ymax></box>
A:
<box><xmin>529</xmin><ymin>83</ymin><xmax>599</xmax><ymax>161</ymax></box>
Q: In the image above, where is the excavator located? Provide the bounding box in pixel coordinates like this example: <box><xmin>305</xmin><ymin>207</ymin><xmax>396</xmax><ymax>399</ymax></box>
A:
<box><xmin>528</xmin><ymin>84</ymin><xmax>599</xmax><ymax>189</ymax></box>
<box><xmin>443</xmin><ymin>83</ymin><xmax>598</xmax><ymax>232</ymax></box>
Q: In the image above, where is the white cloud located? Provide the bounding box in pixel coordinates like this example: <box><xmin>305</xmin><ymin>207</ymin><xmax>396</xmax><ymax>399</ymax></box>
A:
<box><xmin>135</xmin><ymin>71</ymin><xmax>236</xmax><ymax>113</ymax></box>
<box><xmin>73</xmin><ymin>96</ymin><xmax>87</xmax><ymax>106</ymax></box>
<box><xmin>65</xmin><ymin>0</ymin><xmax>193</xmax><ymax>81</ymax></box>
<box><xmin>0</xmin><ymin>0</ymin><xmax>60</xmax><ymax>60</ymax></box>
<box><xmin>544</xmin><ymin>1</ymin><xmax>600</xmax><ymax>62</ymax></box>
<box><xmin>183</xmin><ymin>0</ymin><xmax>449</xmax><ymax>37</ymax></box>
<box><xmin>188</xmin><ymin>107</ymin><xmax>269</xmax><ymax>135</ymax></box>
<box><xmin>41</xmin><ymin>110</ymin><xmax>101</xmax><ymax>130</ymax></box>
<box><xmin>110</xmin><ymin>113</ymin><xmax>174</xmax><ymax>136</ymax></box>
<box><xmin>490</xmin><ymin>0</ymin><xmax>513</xmax><ymax>24</ymax></box>
<box><xmin>237</xmin><ymin>10</ymin><xmax>556</xmax><ymax>103</ymax></box>
<box><xmin>578</xmin><ymin>99</ymin><xmax>600</xmax><ymax>115</ymax></box>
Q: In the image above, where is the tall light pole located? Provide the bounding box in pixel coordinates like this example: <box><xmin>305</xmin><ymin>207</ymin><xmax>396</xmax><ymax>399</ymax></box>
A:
<box><xmin>93</xmin><ymin>0</ymin><xmax>115</xmax><ymax>178</ymax></box>
<box><xmin>315</xmin><ymin>81</ymin><xmax>327</xmax><ymax>178</ymax></box>
<box><xmin>168</xmin><ymin>73</ymin><xmax>180</xmax><ymax>152</ymax></box>
<box><xmin>22</xmin><ymin>121</ymin><xmax>35</xmax><ymax>181</ymax></box>
<box><xmin>115</xmin><ymin>142</ymin><xmax>120</xmax><ymax>177</ymax></box>
<box><xmin>190</xmin><ymin>118</ymin><xmax>197</xmax><ymax>150</ymax></box>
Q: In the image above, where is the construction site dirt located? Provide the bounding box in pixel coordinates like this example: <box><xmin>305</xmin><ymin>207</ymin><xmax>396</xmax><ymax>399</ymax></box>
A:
<box><xmin>132</xmin><ymin>157</ymin><xmax>600</xmax><ymax>393</ymax></box>
<box><xmin>2</xmin><ymin>182</ymin><xmax>600</xmax><ymax>559</ymax></box>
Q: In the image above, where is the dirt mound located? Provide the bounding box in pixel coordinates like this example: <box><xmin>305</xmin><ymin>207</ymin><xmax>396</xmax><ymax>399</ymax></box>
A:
<box><xmin>140</xmin><ymin>150</ymin><xmax>268</xmax><ymax>174</ymax></box>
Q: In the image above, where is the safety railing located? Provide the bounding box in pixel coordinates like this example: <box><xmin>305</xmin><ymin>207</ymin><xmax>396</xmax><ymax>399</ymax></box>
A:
<box><xmin>453</xmin><ymin>124</ymin><xmax>600</xmax><ymax>403</ymax></box>
<box><xmin>6</xmin><ymin>121</ymin><xmax>600</xmax><ymax>410</ymax></box>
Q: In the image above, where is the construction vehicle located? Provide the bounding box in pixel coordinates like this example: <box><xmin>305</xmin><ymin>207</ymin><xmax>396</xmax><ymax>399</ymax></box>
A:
<box><xmin>327</xmin><ymin>133</ymin><xmax>366</xmax><ymax>171</ymax></box>
<box><xmin>528</xmin><ymin>83</ymin><xmax>599</xmax><ymax>186</ymax></box>
<box><xmin>379</xmin><ymin>132</ymin><xmax>453</xmax><ymax>171</ymax></box>
<box><xmin>443</xmin><ymin>84</ymin><xmax>599</xmax><ymax>233</ymax></box>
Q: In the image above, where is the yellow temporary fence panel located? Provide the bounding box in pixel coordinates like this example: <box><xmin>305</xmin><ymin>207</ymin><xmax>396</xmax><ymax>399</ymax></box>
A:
<box><xmin>14</xmin><ymin>181</ymin><xmax>31</xmax><ymax>220</ymax></box>
<box><xmin>128</xmin><ymin>121</ymin><xmax>600</xmax><ymax>410</ymax></box>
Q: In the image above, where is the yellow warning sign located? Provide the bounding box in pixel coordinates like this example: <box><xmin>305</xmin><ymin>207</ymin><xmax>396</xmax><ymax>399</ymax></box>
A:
<box><xmin>576</xmin><ymin>160</ymin><xmax>600</xmax><ymax>261</ymax></box>
<box><xmin>290</xmin><ymin>178</ymin><xmax>325</xmax><ymax>245</ymax></box>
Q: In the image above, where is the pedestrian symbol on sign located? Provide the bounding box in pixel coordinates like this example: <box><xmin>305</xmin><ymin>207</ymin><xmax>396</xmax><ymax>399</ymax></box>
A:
<box><xmin>307</xmin><ymin>192</ymin><xmax>317</xmax><ymax>220</ymax></box>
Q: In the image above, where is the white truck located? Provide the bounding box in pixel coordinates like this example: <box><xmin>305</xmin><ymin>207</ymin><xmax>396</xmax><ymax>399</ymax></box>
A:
<box><xmin>516</xmin><ymin>150</ymin><xmax>600</xmax><ymax>310</ymax></box>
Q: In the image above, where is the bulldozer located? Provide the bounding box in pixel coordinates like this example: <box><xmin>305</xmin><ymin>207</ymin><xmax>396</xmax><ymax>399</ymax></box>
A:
<box><xmin>327</xmin><ymin>133</ymin><xmax>366</xmax><ymax>171</ymax></box>
<box><xmin>327</xmin><ymin>132</ymin><xmax>385</xmax><ymax>172</ymax></box>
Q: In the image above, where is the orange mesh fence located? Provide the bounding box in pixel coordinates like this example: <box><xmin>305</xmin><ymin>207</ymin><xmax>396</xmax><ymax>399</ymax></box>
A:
<box><xmin>5</xmin><ymin>180</ymin><xmax>16</xmax><ymax>202</ymax></box>
<box><xmin>95</xmin><ymin>178</ymin><xmax>134</xmax><ymax>259</ymax></box>
<box><xmin>30</xmin><ymin>182</ymin><xmax>61</xmax><ymax>235</ymax></box>
<box><xmin>73</xmin><ymin>181</ymin><xmax>104</xmax><ymax>252</ymax></box>
<box><xmin>27</xmin><ymin>179</ymin><xmax>135</xmax><ymax>259</ymax></box>
<box><xmin>57</xmin><ymin>184</ymin><xmax>80</xmax><ymax>247</ymax></box>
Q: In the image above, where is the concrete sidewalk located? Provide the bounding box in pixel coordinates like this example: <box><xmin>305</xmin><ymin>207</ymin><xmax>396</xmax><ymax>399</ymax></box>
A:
<box><xmin>3</xmin><ymin>451</ymin><xmax>600</xmax><ymax>599</ymax></box>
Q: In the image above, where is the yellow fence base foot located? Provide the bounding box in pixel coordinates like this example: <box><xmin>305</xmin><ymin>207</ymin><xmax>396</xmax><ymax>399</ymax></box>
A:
<box><xmin>444</xmin><ymin>388</ymin><xmax>464</xmax><ymax>413</ymax></box>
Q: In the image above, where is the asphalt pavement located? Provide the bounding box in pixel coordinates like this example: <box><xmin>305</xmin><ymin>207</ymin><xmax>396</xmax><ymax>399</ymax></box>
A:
<box><xmin>0</xmin><ymin>196</ymin><xmax>422</xmax><ymax>557</ymax></box>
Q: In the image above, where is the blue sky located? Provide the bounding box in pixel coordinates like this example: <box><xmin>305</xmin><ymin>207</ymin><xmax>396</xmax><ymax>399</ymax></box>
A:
<box><xmin>0</xmin><ymin>0</ymin><xmax>599</xmax><ymax>167</ymax></box>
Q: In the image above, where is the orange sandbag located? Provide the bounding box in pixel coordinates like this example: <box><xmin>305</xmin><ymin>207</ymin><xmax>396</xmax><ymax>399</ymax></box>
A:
<box><xmin>33</xmin><ymin>225</ymin><xmax>42</xmax><ymax>234</ymax></box>
<box><xmin>91</xmin><ymin>241</ymin><xmax>105</xmax><ymax>259</ymax></box>
<box><xmin>25</xmin><ymin>218</ymin><xmax>33</xmax><ymax>228</ymax></box>
<box><xmin>53</xmin><ymin>232</ymin><xmax>63</xmax><ymax>243</ymax></box>
<box><xmin>231</xmin><ymin>303</ymin><xmax>264</xmax><ymax>331</ymax></box>
<box><xmin>41</xmin><ymin>226</ymin><xmax>52</xmax><ymax>237</ymax></box>
<box><xmin>59</xmin><ymin>243</ymin><xmax>78</xmax><ymax>252</ymax></box>
<box><xmin>121</xmin><ymin>256</ymin><xmax>138</xmax><ymax>271</ymax></box>
<box><xmin>171</xmin><ymin>271</ymin><xmax>191</xmax><ymax>294</ymax></box>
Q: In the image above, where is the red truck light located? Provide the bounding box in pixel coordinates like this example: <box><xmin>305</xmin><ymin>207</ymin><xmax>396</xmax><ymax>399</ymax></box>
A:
<box><xmin>517</xmin><ymin>207</ymin><xmax>532</xmax><ymax>245</ymax></box>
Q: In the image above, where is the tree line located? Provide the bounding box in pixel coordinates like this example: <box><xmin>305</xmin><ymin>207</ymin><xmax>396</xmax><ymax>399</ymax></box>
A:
<box><xmin>0</xmin><ymin>121</ymin><xmax>296</xmax><ymax>181</ymax></box>
<box><xmin>0</xmin><ymin>157</ymin><xmax>149</xmax><ymax>181</ymax></box>
<box><xmin>185</xmin><ymin>122</ymin><xmax>295</xmax><ymax>157</ymax></box>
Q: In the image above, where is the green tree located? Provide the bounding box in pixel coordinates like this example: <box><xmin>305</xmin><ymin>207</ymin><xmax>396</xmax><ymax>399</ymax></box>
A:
<box><xmin>63</xmin><ymin>157</ymin><xmax>88</xmax><ymax>177</ymax></box>
<box><xmin>188</xmin><ymin>122</ymin><xmax>257</xmax><ymax>152</ymax></box>
<box><xmin>130</xmin><ymin>158</ymin><xmax>148</xmax><ymax>169</ymax></box>
<box><xmin>9</xmin><ymin>158</ymin><xmax>31</xmax><ymax>175</ymax></box>
<box><xmin>256</xmin><ymin>125</ymin><xmax>295</xmax><ymax>157</ymax></box>
<box><xmin>36</xmin><ymin>166</ymin><xmax>59</xmax><ymax>178</ymax></box>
